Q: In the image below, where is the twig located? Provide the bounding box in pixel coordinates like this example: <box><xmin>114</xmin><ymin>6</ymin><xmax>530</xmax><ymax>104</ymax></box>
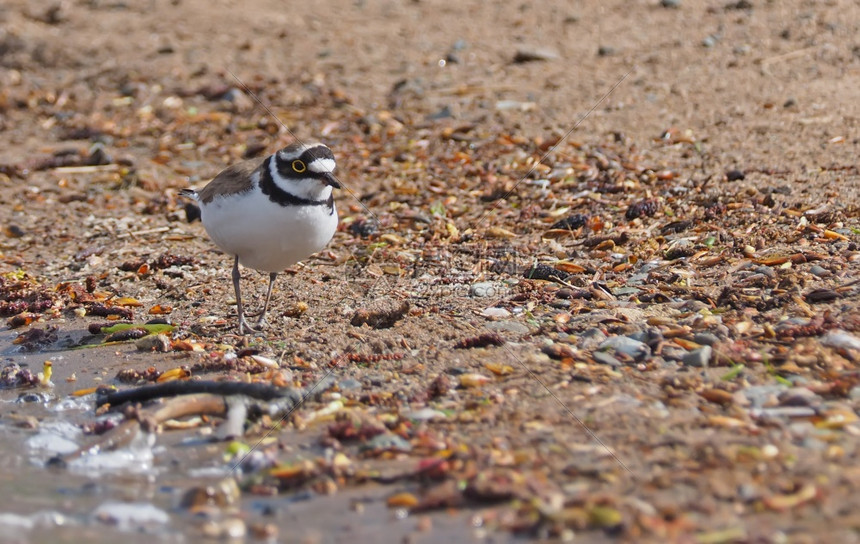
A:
<box><xmin>759</xmin><ymin>46</ymin><xmax>817</xmax><ymax>66</ymax></box>
<box><xmin>52</xmin><ymin>394</ymin><xmax>229</xmax><ymax>466</ymax></box>
<box><xmin>96</xmin><ymin>380</ymin><xmax>303</xmax><ymax>408</ymax></box>
<box><xmin>115</xmin><ymin>226</ymin><xmax>171</xmax><ymax>239</ymax></box>
<box><xmin>50</xmin><ymin>164</ymin><xmax>120</xmax><ymax>174</ymax></box>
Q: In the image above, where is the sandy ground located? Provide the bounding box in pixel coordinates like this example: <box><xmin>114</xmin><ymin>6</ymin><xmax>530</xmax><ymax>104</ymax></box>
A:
<box><xmin>1</xmin><ymin>0</ymin><xmax>860</xmax><ymax>542</ymax></box>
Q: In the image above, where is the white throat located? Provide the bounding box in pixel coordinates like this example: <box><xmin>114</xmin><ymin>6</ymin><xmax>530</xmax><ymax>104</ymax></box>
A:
<box><xmin>266</xmin><ymin>159</ymin><xmax>333</xmax><ymax>201</ymax></box>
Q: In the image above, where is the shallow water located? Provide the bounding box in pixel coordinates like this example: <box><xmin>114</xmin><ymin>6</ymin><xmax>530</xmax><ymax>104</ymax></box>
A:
<box><xmin>0</xmin><ymin>339</ymin><xmax>482</xmax><ymax>543</ymax></box>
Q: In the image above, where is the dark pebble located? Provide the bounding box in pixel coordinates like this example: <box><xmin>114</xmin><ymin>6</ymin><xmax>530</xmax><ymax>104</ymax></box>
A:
<box><xmin>348</xmin><ymin>217</ymin><xmax>379</xmax><ymax>238</ymax></box>
<box><xmin>551</xmin><ymin>214</ymin><xmax>588</xmax><ymax>231</ymax></box>
<box><xmin>725</xmin><ymin>169</ymin><xmax>745</xmax><ymax>181</ymax></box>
<box><xmin>523</xmin><ymin>264</ymin><xmax>569</xmax><ymax>282</ymax></box>
<box><xmin>5</xmin><ymin>225</ymin><xmax>25</xmax><ymax>238</ymax></box>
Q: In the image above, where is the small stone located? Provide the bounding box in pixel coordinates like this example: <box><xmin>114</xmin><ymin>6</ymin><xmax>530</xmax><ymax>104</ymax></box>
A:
<box><xmin>692</xmin><ymin>332</ymin><xmax>720</xmax><ymax>346</ymax></box>
<box><xmin>679</xmin><ymin>300</ymin><xmax>708</xmax><ymax>312</ymax></box>
<box><xmin>513</xmin><ymin>46</ymin><xmax>559</xmax><ymax>63</ymax></box>
<box><xmin>598</xmin><ymin>336</ymin><xmax>650</xmax><ymax>361</ymax></box>
<box><xmin>338</xmin><ymin>378</ymin><xmax>362</xmax><ymax>391</ymax></box>
<box><xmin>700</xmin><ymin>388</ymin><xmax>734</xmax><ymax>405</ymax></box>
<box><xmin>740</xmin><ymin>385</ymin><xmax>786</xmax><ymax>409</ymax></box>
<box><xmin>809</xmin><ymin>265</ymin><xmax>830</xmax><ymax>277</ymax></box>
<box><xmin>778</xmin><ymin>387</ymin><xmax>820</xmax><ymax>408</ymax></box>
<box><xmin>597</xmin><ymin>45</ymin><xmax>616</xmax><ymax>56</ymax></box>
<box><xmin>555</xmin><ymin>288</ymin><xmax>575</xmax><ymax>299</ymax></box>
<box><xmin>702</xmin><ymin>34</ymin><xmax>720</xmax><ymax>48</ymax></box>
<box><xmin>485</xmin><ymin>320</ymin><xmax>529</xmax><ymax>335</ymax></box>
<box><xmin>92</xmin><ymin>501</ymin><xmax>169</xmax><ymax>528</ymax></box>
<box><xmin>481</xmin><ymin>307</ymin><xmax>511</xmax><ymax>319</ymax></box>
<box><xmin>661</xmin><ymin>0</ymin><xmax>681</xmax><ymax>7</ymax></box>
<box><xmin>592</xmin><ymin>351</ymin><xmax>621</xmax><ymax>367</ymax></box>
<box><xmin>726</xmin><ymin>170</ymin><xmax>747</xmax><ymax>181</ymax></box>
<box><xmin>525</xmin><ymin>352</ymin><xmax>552</xmax><ymax>366</ymax></box>
<box><xmin>577</xmin><ymin>328</ymin><xmax>608</xmax><ymax>350</ymax></box>
<box><xmin>756</xmin><ymin>406</ymin><xmax>817</xmax><ymax>419</ymax></box>
<box><xmin>543</xmin><ymin>343</ymin><xmax>577</xmax><ymax>360</ymax></box>
<box><xmin>660</xmin><ymin>346</ymin><xmax>688</xmax><ymax>361</ymax></box>
<box><xmin>681</xmin><ymin>345</ymin><xmax>712</xmax><ymax>367</ymax></box>
<box><xmin>404</xmin><ymin>408</ymin><xmax>447</xmax><ymax>421</ymax></box>
<box><xmin>350</xmin><ymin>298</ymin><xmax>409</xmax><ymax>329</ymax></box>
<box><xmin>199</xmin><ymin>518</ymin><xmax>247</xmax><ymax>539</ymax></box>
<box><xmin>470</xmin><ymin>282</ymin><xmax>502</xmax><ymax>298</ymax></box>
<box><xmin>135</xmin><ymin>334</ymin><xmax>172</xmax><ymax>352</ymax></box>
<box><xmin>821</xmin><ymin>330</ymin><xmax>860</xmax><ymax>359</ymax></box>
<box><xmin>361</xmin><ymin>434</ymin><xmax>412</xmax><ymax>453</ymax></box>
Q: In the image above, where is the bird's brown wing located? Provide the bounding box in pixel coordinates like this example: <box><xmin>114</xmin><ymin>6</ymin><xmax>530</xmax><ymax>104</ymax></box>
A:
<box><xmin>197</xmin><ymin>157</ymin><xmax>267</xmax><ymax>204</ymax></box>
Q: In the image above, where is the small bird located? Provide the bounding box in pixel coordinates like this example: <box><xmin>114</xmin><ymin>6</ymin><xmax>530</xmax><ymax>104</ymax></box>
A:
<box><xmin>180</xmin><ymin>141</ymin><xmax>340</xmax><ymax>334</ymax></box>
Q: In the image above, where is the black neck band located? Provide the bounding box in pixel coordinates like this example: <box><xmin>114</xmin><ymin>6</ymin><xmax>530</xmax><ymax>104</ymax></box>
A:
<box><xmin>259</xmin><ymin>157</ymin><xmax>335</xmax><ymax>215</ymax></box>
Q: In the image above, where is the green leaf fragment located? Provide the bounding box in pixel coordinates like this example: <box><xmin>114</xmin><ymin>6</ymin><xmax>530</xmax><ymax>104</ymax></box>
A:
<box><xmin>99</xmin><ymin>323</ymin><xmax>175</xmax><ymax>335</ymax></box>
<box><xmin>720</xmin><ymin>364</ymin><xmax>744</xmax><ymax>381</ymax></box>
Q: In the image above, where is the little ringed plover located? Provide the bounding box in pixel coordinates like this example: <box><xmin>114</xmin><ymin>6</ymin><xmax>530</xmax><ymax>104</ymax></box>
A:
<box><xmin>180</xmin><ymin>141</ymin><xmax>340</xmax><ymax>334</ymax></box>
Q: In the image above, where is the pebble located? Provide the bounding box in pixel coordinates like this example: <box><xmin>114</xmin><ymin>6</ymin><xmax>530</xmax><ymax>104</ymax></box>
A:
<box><xmin>592</xmin><ymin>351</ymin><xmax>621</xmax><ymax>367</ymax></box>
<box><xmin>755</xmin><ymin>406</ymin><xmax>817</xmax><ymax>419</ymax></box>
<box><xmin>542</xmin><ymin>343</ymin><xmax>576</xmax><ymax>360</ymax></box>
<box><xmin>361</xmin><ymin>434</ymin><xmax>412</xmax><ymax>453</ymax></box>
<box><xmin>692</xmin><ymin>332</ymin><xmax>720</xmax><ymax>346</ymax></box>
<box><xmin>598</xmin><ymin>336</ymin><xmax>650</xmax><ymax>361</ymax></box>
<box><xmin>199</xmin><ymin>518</ymin><xmax>247</xmax><ymax>539</ymax></box>
<box><xmin>577</xmin><ymin>328</ymin><xmax>607</xmax><ymax>350</ymax></box>
<box><xmin>481</xmin><ymin>307</ymin><xmax>511</xmax><ymax>319</ymax></box>
<box><xmin>737</xmin><ymin>484</ymin><xmax>760</xmax><ymax>502</ymax></box>
<box><xmin>821</xmin><ymin>330</ymin><xmax>860</xmax><ymax>353</ymax></box>
<box><xmin>92</xmin><ymin>501</ymin><xmax>169</xmax><ymax>528</ymax></box>
<box><xmin>681</xmin><ymin>345</ymin><xmax>712</xmax><ymax>367</ymax></box>
<box><xmin>809</xmin><ymin>265</ymin><xmax>830</xmax><ymax>277</ymax></box>
<box><xmin>513</xmin><ymin>46</ymin><xmax>559</xmax><ymax>63</ymax></box>
<box><xmin>778</xmin><ymin>387</ymin><xmax>820</xmax><ymax>408</ymax></box>
<box><xmin>628</xmin><ymin>329</ymin><xmax>663</xmax><ymax>349</ymax></box>
<box><xmin>485</xmin><ymin>320</ymin><xmax>529</xmax><ymax>335</ymax></box>
<box><xmin>625</xmin><ymin>273</ymin><xmax>649</xmax><ymax>285</ymax></box>
<box><xmin>754</xmin><ymin>266</ymin><xmax>776</xmax><ymax>278</ymax></box>
<box><xmin>470</xmin><ymin>282</ymin><xmax>503</xmax><ymax>298</ymax></box>
<box><xmin>678</xmin><ymin>299</ymin><xmax>708</xmax><ymax>312</ymax></box>
<box><xmin>404</xmin><ymin>408</ymin><xmax>447</xmax><ymax>421</ymax></box>
<box><xmin>613</xmin><ymin>286</ymin><xmax>641</xmax><ymax>297</ymax></box>
<box><xmin>740</xmin><ymin>385</ymin><xmax>786</xmax><ymax>409</ymax></box>
<box><xmin>661</xmin><ymin>346</ymin><xmax>688</xmax><ymax>362</ymax></box>
<box><xmin>661</xmin><ymin>0</ymin><xmax>681</xmax><ymax>7</ymax></box>
<box><xmin>135</xmin><ymin>334</ymin><xmax>171</xmax><ymax>352</ymax></box>
<box><xmin>338</xmin><ymin>378</ymin><xmax>363</xmax><ymax>391</ymax></box>
<box><xmin>524</xmin><ymin>352</ymin><xmax>552</xmax><ymax>366</ymax></box>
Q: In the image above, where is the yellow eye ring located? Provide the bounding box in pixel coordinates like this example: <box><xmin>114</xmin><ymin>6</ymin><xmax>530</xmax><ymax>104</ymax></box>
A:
<box><xmin>292</xmin><ymin>160</ymin><xmax>306</xmax><ymax>173</ymax></box>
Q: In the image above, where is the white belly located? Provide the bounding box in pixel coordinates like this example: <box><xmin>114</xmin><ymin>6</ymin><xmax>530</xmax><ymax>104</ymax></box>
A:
<box><xmin>200</xmin><ymin>190</ymin><xmax>338</xmax><ymax>272</ymax></box>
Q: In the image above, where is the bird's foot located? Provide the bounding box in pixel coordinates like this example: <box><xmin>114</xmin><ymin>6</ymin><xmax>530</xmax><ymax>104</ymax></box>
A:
<box><xmin>237</xmin><ymin>315</ymin><xmax>258</xmax><ymax>335</ymax></box>
<box><xmin>255</xmin><ymin>315</ymin><xmax>270</xmax><ymax>330</ymax></box>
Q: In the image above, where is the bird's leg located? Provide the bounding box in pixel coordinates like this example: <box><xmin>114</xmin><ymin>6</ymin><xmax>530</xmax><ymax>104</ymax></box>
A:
<box><xmin>256</xmin><ymin>272</ymin><xmax>278</xmax><ymax>329</ymax></box>
<box><xmin>232</xmin><ymin>256</ymin><xmax>253</xmax><ymax>335</ymax></box>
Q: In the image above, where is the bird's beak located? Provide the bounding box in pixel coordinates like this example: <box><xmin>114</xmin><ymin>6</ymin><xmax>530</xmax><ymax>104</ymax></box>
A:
<box><xmin>323</xmin><ymin>172</ymin><xmax>342</xmax><ymax>189</ymax></box>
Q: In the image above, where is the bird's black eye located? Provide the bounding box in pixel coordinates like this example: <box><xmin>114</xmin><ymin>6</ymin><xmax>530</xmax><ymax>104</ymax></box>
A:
<box><xmin>292</xmin><ymin>160</ymin><xmax>306</xmax><ymax>173</ymax></box>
